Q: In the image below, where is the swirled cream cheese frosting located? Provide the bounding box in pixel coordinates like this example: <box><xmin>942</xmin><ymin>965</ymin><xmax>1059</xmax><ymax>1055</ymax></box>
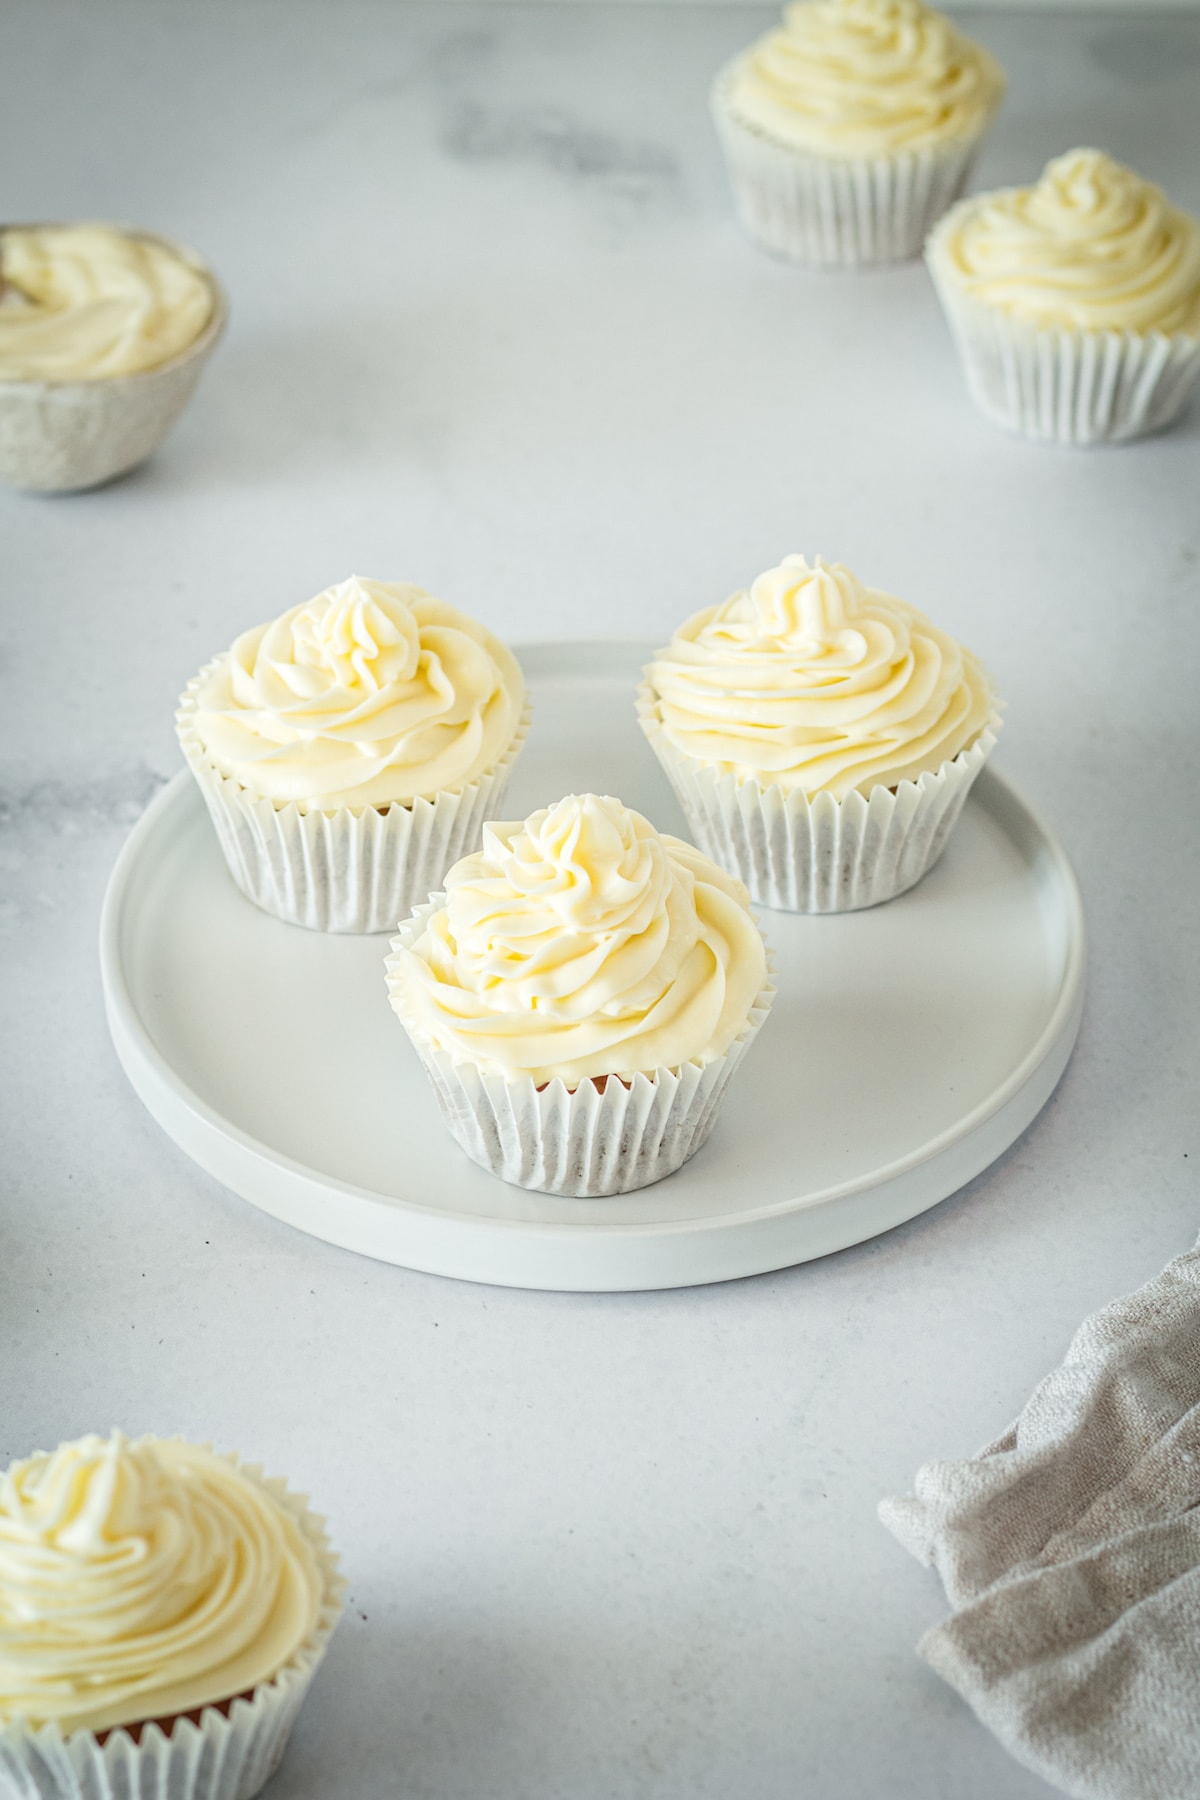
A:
<box><xmin>0</xmin><ymin>1432</ymin><xmax>324</xmax><ymax>1736</ymax></box>
<box><xmin>389</xmin><ymin>794</ymin><xmax>768</xmax><ymax>1087</ymax></box>
<box><xmin>190</xmin><ymin>575</ymin><xmax>526</xmax><ymax>810</ymax></box>
<box><xmin>0</xmin><ymin>225</ymin><xmax>214</xmax><ymax>381</ymax></box>
<box><xmin>932</xmin><ymin>149</ymin><xmax>1200</xmax><ymax>334</ymax></box>
<box><xmin>646</xmin><ymin>556</ymin><xmax>994</xmax><ymax>802</ymax></box>
<box><xmin>726</xmin><ymin>0</ymin><xmax>1004</xmax><ymax>157</ymax></box>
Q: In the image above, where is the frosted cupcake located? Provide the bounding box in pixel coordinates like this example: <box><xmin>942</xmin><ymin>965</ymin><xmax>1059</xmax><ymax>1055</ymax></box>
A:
<box><xmin>0</xmin><ymin>1431</ymin><xmax>342</xmax><ymax>1800</ymax></box>
<box><xmin>178</xmin><ymin>574</ymin><xmax>530</xmax><ymax>932</ymax></box>
<box><xmin>927</xmin><ymin>148</ymin><xmax>1200</xmax><ymax>444</ymax></box>
<box><xmin>0</xmin><ymin>221</ymin><xmax>225</xmax><ymax>490</ymax></box>
<box><xmin>386</xmin><ymin>793</ymin><xmax>773</xmax><ymax>1196</ymax></box>
<box><xmin>713</xmin><ymin>0</ymin><xmax>1004</xmax><ymax>267</ymax></box>
<box><xmin>639</xmin><ymin>555</ymin><xmax>1000</xmax><ymax>913</ymax></box>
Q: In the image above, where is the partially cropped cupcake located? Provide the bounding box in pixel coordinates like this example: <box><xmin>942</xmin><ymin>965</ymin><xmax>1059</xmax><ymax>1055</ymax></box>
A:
<box><xmin>0</xmin><ymin>221</ymin><xmax>225</xmax><ymax>490</ymax></box>
<box><xmin>639</xmin><ymin>555</ymin><xmax>1000</xmax><ymax>913</ymax></box>
<box><xmin>385</xmin><ymin>793</ymin><xmax>773</xmax><ymax>1196</ymax></box>
<box><xmin>0</xmin><ymin>1431</ymin><xmax>341</xmax><ymax>1800</ymax></box>
<box><xmin>927</xmin><ymin>148</ymin><xmax>1200</xmax><ymax>444</ymax></box>
<box><xmin>178</xmin><ymin>574</ymin><xmax>529</xmax><ymax>932</ymax></box>
<box><xmin>713</xmin><ymin>0</ymin><xmax>1004</xmax><ymax>266</ymax></box>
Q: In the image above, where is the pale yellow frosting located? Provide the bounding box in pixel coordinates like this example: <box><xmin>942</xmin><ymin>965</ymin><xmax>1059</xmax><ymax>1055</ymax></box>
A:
<box><xmin>933</xmin><ymin>149</ymin><xmax>1200</xmax><ymax>335</ymax></box>
<box><xmin>0</xmin><ymin>1433</ymin><xmax>324</xmax><ymax>1736</ymax></box>
<box><xmin>389</xmin><ymin>793</ymin><xmax>768</xmax><ymax>1087</ymax></box>
<box><xmin>191</xmin><ymin>576</ymin><xmax>526</xmax><ymax>811</ymax></box>
<box><xmin>726</xmin><ymin>0</ymin><xmax>1004</xmax><ymax>157</ymax></box>
<box><xmin>0</xmin><ymin>225</ymin><xmax>214</xmax><ymax>381</ymax></box>
<box><xmin>646</xmin><ymin>556</ymin><xmax>994</xmax><ymax>802</ymax></box>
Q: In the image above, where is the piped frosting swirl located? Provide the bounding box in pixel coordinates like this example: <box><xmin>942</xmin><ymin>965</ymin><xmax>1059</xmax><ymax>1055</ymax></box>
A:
<box><xmin>726</xmin><ymin>0</ymin><xmax>1004</xmax><ymax>157</ymax></box>
<box><xmin>388</xmin><ymin>793</ymin><xmax>768</xmax><ymax>1087</ymax></box>
<box><xmin>0</xmin><ymin>225</ymin><xmax>214</xmax><ymax>381</ymax></box>
<box><xmin>0</xmin><ymin>1432</ymin><xmax>325</xmax><ymax>1736</ymax></box>
<box><xmin>932</xmin><ymin>148</ymin><xmax>1200</xmax><ymax>334</ymax></box>
<box><xmin>645</xmin><ymin>556</ymin><xmax>994</xmax><ymax>802</ymax></box>
<box><xmin>190</xmin><ymin>575</ymin><xmax>526</xmax><ymax>810</ymax></box>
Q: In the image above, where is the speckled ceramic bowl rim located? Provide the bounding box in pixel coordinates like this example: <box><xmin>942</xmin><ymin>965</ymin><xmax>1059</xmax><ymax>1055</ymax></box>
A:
<box><xmin>0</xmin><ymin>219</ymin><xmax>228</xmax><ymax>388</ymax></box>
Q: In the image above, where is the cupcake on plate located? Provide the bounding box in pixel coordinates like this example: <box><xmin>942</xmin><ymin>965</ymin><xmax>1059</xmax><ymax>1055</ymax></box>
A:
<box><xmin>0</xmin><ymin>221</ymin><xmax>225</xmax><ymax>491</ymax></box>
<box><xmin>639</xmin><ymin>555</ymin><xmax>1000</xmax><ymax>913</ymax></box>
<box><xmin>0</xmin><ymin>1430</ymin><xmax>342</xmax><ymax>1800</ymax></box>
<box><xmin>926</xmin><ymin>148</ymin><xmax>1200</xmax><ymax>444</ymax></box>
<box><xmin>712</xmin><ymin>0</ymin><xmax>1004</xmax><ymax>267</ymax></box>
<box><xmin>385</xmin><ymin>792</ymin><xmax>773</xmax><ymax>1197</ymax></box>
<box><xmin>178</xmin><ymin>574</ymin><xmax>530</xmax><ymax>933</ymax></box>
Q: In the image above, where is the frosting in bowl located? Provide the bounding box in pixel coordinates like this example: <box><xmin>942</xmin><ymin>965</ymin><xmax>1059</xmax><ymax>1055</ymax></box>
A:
<box><xmin>725</xmin><ymin>0</ymin><xmax>1004</xmax><ymax>157</ymax></box>
<box><xmin>190</xmin><ymin>575</ymin><xmax>526</xmax><ymax>810</ymax></box>
<box><xmin>388</xmin><ymin>793</ymin><xmax>768</xmax><ymax>1087</ymax></box>
<box><xmin>931</xmin><ymin>148</ymin><xmax>1200</xmax><ymax>334</ymax></box>
<box><xmin>0</xmin><ymin>1432</ymin><xmax>325</xmax><ymax>1736</ymax></box>
<box><xmin>645</xmin><ymin>556</ymin><xmax>994</xmax><ymax>802</ymax></box>
<box><xmin>0</xmin><ymin>224</ymin><xmax>214</xmax><ymax>381</ymax></box>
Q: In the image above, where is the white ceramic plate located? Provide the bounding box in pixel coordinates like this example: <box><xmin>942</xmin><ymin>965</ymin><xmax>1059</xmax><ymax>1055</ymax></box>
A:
<box><xmin>101</xmin><ymin>641</ymin><xmax>1085</xmax><ymax>1292</ymax></box>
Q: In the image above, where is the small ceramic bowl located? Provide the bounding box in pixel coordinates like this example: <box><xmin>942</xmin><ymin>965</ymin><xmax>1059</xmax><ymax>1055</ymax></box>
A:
<box><xmin>0</xmin><ymin>222</ymin><xmax>227</xmax><ymax>492</ymax></box>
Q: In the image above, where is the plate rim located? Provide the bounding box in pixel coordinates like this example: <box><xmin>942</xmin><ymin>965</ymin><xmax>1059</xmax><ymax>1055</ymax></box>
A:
<box><xmin>100</xmin><ymin>638</ymin><xmax>1087</xmax><ymax>1285</ymax></box>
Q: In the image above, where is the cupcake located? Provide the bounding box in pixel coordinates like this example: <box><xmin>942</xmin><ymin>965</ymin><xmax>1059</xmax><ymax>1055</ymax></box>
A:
<box><xmin>0</xmin><ymin>1430</ymin><xmax>342</xmax><ymax>1800</ymax></box>
<box><xmin>385</xmin><ymin>793</ymin><xmax>773</xmax><ymax>1197</ymax></box>
<box><xmin>712</xmin><ymin>0</ymin><xmax>1004</xmax><ymax>267</ymax></box>
<box><xmin>0</xmin><ymin>221</ymin><xmax>225</xmax><ymax>491</ymax></box>
<box><xmin>638</xmin><ymin>555</ymin><xmax>1000</xmax><ymax>913</ymax></box>
<box><xmin>178</xmin><ymin>574</ymin><xmax>530</xmax><ymax>933</ymax></box>
<box><xmin>926</xmin><ymin>148</ymin><xmax>1200</xmax><ymax>444</ymax></box>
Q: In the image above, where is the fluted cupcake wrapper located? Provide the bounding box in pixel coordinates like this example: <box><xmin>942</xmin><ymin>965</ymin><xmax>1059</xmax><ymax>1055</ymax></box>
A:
<box><xmin>0</xmin><ymin>1455</ymin><xmax>344</xmax><ymax>1800</ymax></box>
<box><xmin>926</xmin><ymin>214</ymin><xmax>1200</xmax><ymax>445</ymax></box>
<box><xmin>638</xmin><ymin>687</ymin><xmax>1001</xmax><ymax>914</ymax></box>
<box><xmin>177</xmin><ymin>669</ymin><xmax>532</xmax><ymax>933</ymax></box>
<box><xmin>385</xmin><ymin>900</ymin><xmax>775</xmax><ymax>1197</ymax></box>
<box><xmin>711</xmin><ymin>65</ymin><xmax>992</xmax><ymax>268</ymax></box>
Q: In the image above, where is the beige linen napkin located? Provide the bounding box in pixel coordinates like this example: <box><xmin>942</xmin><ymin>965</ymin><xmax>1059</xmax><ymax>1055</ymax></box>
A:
<box><xmin>880</xmin><ymin>1238</ymin><xmax>1200</xmax><ymax>1800</ymax></box>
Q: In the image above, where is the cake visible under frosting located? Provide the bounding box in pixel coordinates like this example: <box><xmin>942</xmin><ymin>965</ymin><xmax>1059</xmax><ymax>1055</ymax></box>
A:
<box><xmin>725</xmin><ymin>0</ymin><xmax>1004</xmax><ymax>158</ymax></box>
<box><xmin>190</xmin><ymin>575</ymin><xmax>526</xmax><ymax>811</ymax></box>
<box><xmin>0</xmin><ymin>224</ymin><xmax>214</xmax><ymax>381</ymax></box>
<box><xmin>387</xmin><ymin>793</ymin><xmax>768</xmax><ymax>1087</ymax></box>
<box><xmin>930</xmin><ymin>148</ymin><xmax>1200</xmax><ymax>334</ymax></box>
<box><xmin>0</xmin><ymin>1432</ymin><xmax>324</xmax><ymax>1736</ymax></box>
<box><xmin>645</xmin><ymin>556</ymin><xmax>994</xmax><ymax>802</ymax></box>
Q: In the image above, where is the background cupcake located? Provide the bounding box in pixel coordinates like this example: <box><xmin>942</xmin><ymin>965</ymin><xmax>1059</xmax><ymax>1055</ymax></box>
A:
<box><xmin>0</xmin><ymin>221</ymin><xmax>225</xmax><ymax>490</ymax></box>
<box><xmin>386</xmin><ymin>793</ymin><xmax>773</xmax><ymax>1197</ymax></box>
<box><xmin>639</xmin><ymin>555</ymin><xmax>1000</xmax><ymax>913</ymax></box>
<box><xmin>177</xmin><ymin>574</ymin><xmax>530</xmax><ymax>932</ymax></box>
<box><xmin>926</xmin><ymin>147</ymin><xmax>1200</xmax><ymax>445</ymax></box>
<box><xmin>712</xmin><ymin>0</ymin><xmax>1004</xmax><ymax>267</ymax></box>
<box><xmin>0</xmin><ymin>1430</ymin><xmax>342</xmax><ymax>1800</ymax></box>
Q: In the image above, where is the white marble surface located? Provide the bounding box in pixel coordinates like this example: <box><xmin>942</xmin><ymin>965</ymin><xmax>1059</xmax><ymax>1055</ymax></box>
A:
<box><xmin>2</xmin><ymin>6</ymin><xmax>1198</xmax><ymax>1797</ymax></box>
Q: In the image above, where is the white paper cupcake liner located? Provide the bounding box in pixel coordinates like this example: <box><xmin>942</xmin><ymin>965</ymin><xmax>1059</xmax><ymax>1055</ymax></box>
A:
<box><xmin>386</xmin><ymin>900</ymin><xmax>775</xmax><ymax>1197</ymax></box>
<box><xmin>638</xmin><ymin>684</ymin><xmax>1001</xmax><ymax>914</ymax></box>
<box><xmin>926</xmin><ymin>211</ymin><xmax>1200</xmax><ymax>445</ymax></box>
<box><xmin>0</xmin><ymin>224</ymin><xmax>226</xmax><ymax>492</ymax></box>
<box><xmin>0</xmin><ymin>1454</ymin><xmax>344</xmax><ymax>1800</ymax></box>
<box><xmin>177</xmin><ymin>668</ymin><xmax>532</xmax><ymax>933</ymax></box>
<box><xmin>712</xmin><ymin>64</ymin><xmax>992</xmax><ymax>267</ymax></box>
